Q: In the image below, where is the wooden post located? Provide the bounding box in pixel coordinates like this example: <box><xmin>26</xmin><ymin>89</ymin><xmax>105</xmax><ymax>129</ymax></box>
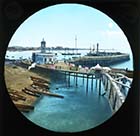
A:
<box><xmin>64</xmin><ymin>71</ymin><xmax>66</xmax><ymax>87</ymax></box>
<box><xmin>86</xmin><ymin>74</ymin><xmax>89</xmax><ymax>94</ymax></box>
<box><xmin>96</xmin><ymin>79</ymin><xmax>98</xmax><ymax>89</ymax></box>
<box><xmin>74</xmin><ymin>73</ymin><xmax>76</xmax><ymax>82</ymax></box>
<box><xmin>68</xmin><ymin>72</ymin><xmax>70</xmax><ymax>87</ymax></box>
<box><xmin>76</xmin><ymin>73</ymin><xmax>78</xmax><ymax>87</ymax></box>
<box><xmin>99</xmin><ymin>78</ymin><xmax>102</xmax><ymax>95</ymax></box>
<box><xmin>91</xmin><ymin>75</ymin><xmax>93</xmax><ymax>91</ymax></box>
<box><xmin>83</xmin><ymin>74</ymin><xmax>84</xmax><ymax>84</ymax></box>
<box><xmin>102</xmin><ymin>75</ymin><xmax>105</xmax><ymax>85</ymax></box>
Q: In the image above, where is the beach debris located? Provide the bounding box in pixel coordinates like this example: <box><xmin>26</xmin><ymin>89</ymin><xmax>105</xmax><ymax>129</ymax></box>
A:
<box><xmin>24</xmin><ymin>86</ymin><xmax>64</xmax><ymax>98</ymax></box>
<box><xmin>32</xmin><ymin>81</ymin><xmax>50</xmax><ymax>90</ymax></box>
<box><xmin>22</xmin><ymin>88</ymin><xmax>40</xmax><ymax>97</ymax></box>
<box><xmin>9</xmin><ymin>90</ymin><xmax>26</xmax><ymax>101</ymax></box>
<box><xmin>30</xmin><ymin>76</ymin><xmax>50</xmax><ymax>84</ymax></box>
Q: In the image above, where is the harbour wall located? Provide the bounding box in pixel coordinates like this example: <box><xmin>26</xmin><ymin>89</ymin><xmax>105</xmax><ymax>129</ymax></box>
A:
<box><xmin>70</xmin><ymin>54</ymin><xmax>130</xmax><ymax>67</ymax></box>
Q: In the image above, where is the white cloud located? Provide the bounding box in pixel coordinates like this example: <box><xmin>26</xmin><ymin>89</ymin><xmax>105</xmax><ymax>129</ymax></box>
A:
<box><xmin>108</xmin><ymin>22</ymin><xmax>113</xmax><ymax>29</ymax></box>
<box><xmin>101</xmin><ymin>30</ymin><xmax>125</xmax><ymax>38</ymax></box>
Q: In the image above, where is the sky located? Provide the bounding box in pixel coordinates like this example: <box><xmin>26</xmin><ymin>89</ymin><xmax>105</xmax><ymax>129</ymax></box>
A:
<box><xmin>8</xmin><ymin>4</ymin><xmax>132</xmax><ymax>53</ymax></box>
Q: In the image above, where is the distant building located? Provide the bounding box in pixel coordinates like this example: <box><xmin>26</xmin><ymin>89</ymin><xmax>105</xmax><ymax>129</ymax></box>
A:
<box><xmin>32</xmin><ymin>39</ymin><xmax>57</xmax><ymax>64</ymax></box>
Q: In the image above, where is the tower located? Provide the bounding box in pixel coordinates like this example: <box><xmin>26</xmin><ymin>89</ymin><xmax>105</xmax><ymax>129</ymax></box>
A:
<box><xmin>96</xmin><ymin>43</ymin><xmax>99</xmax><ymax>54</ymax></box>
<box><xmin>41</xmin><ymin>38</ymin><xmax>46</xmax><ymax>53</ymax></box>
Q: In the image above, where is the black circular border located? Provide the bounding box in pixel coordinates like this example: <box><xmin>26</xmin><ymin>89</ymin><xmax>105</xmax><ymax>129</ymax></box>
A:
<box><xmin>0</xmin><ymin>0</ymin><xmax>139</xmax><ymax>136</ymax></box>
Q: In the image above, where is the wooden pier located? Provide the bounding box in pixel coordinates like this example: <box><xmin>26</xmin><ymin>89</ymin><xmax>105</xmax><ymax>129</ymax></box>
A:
<box><xmin>19</xmin><ymin>61</ymin><xmax>133</xmax><ymax>112</ymax></box>
<box><xmin>43</xmin><ymin>64</ymin><xmax>132</xmax><ymax>112</ymax></box>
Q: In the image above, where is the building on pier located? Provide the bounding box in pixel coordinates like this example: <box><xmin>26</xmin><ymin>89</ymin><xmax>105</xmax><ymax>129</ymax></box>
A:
<box><xmin>32</xmin><ymin>39</ymin><xmax>57</xmax><ymax>64</ymax></box>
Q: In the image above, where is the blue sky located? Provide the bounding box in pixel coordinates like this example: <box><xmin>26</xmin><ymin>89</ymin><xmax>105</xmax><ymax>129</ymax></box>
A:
<box><xmin>9</xmin><ymin>4</ymin><xmax>131</xmax><ymax>53</ymax></box>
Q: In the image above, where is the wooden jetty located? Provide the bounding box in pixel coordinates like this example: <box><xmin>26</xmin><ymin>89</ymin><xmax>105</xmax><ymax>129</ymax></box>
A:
<box><xmin>44</xmin><ymin>64</ymin><xmax>132</xmax><ymax>112</ymax></box>
<box><xmin>111</xmin><ymin>68</ymin><xmax>133</xmax><ymax>78</ymax></box>
<box><xmin>18</xmin><ymin>61</ymin><xmax>132</xmax><ymax>112</ymax></box>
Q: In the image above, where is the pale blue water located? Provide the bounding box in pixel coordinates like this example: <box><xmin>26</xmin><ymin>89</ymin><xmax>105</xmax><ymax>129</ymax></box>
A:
<box><xmin>24</xmin><ymin>74</ymin><xmax>112</xmax><ymax>132</ymax></box>
<box><xmin>5</xmin><ymin>50</ymin><xmax>133</xmax><ymax>132</ymax></box>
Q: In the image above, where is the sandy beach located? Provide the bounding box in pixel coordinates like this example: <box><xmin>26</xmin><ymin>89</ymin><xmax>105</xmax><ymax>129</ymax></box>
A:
<box><xmin>4</xmin><ymin>64</ymin><xmax>51</xmax><ymax>111</ymax></box>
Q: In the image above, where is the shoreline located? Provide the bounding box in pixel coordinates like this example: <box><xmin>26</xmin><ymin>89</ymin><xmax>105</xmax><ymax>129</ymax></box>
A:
<box><xmin>5</xmin><ymin>63</ymin><xmax>51</xmax><ymax>112</ymax></box>
<box><xmin>5</xmin><ymin>62</ymin><xmax>64</xmax><ymax>112</ymax></box>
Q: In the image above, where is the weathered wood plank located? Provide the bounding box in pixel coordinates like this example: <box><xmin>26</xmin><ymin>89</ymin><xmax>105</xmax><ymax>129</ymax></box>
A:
<box><xmin>24</xmin><ymin>87</ymin><xmax>64</xmax><ymax>98</ymax></box>
<box><xmin>30</xmin><ymin>76</ymin><xmax>50</xmax><ymax>84</ymax></box>
<box><xmin>22</xmin><ymin>89</ymin><xmax>40</xmax><ymax>97</ymax></box>
<box><xmin>32</xmin><ymin>81</ymin><xmax>50</xmax><ymax>89</ymax></box>
<box><xmin>9</xmin><ymin>91</ymin><xmax>26</xmax><ymax>101</ymax></box>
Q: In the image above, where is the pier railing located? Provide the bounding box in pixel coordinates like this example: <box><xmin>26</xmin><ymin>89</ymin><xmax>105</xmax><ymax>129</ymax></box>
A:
<box><xmin>102</xmin><ymin>72</ymin><xmax>132</xmax><ymax>112</ymax></box>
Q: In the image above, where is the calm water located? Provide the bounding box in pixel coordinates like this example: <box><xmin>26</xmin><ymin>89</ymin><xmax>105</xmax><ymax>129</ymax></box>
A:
<box><xmin>6</xmin><ymin>50</ymin><xmax>133</xmax><ymax>132</ymax></box>
<box><xmin>23</xmin><ymin>73</ymin><xmax>112</xmax><ymax>132</ymax></box>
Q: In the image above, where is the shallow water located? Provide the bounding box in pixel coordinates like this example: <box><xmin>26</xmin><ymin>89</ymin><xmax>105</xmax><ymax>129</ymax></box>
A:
<box><xmin>24</xmin><ymin>73</ymin><xmax>112</xmax><ymax>132</ymax></box>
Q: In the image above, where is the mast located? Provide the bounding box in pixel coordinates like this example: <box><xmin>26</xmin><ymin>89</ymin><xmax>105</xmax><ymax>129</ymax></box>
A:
<box><xmin>75</xmin><ymin>35</ymin><xmax>77</xmax><ymax>54</ymax></box>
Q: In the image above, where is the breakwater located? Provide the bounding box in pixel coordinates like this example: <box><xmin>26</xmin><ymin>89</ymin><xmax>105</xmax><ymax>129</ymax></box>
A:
<box><xmin>70</xmin><ymin>53</ymin><xmax>130</xmax><ymax>67</ymax></box>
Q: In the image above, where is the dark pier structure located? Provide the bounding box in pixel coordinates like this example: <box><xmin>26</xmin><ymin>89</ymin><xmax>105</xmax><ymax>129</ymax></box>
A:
<box><xmin>70</xmin><ymin>43</ymin><xmax>130</xmax><ymax>67</ymax></box>
<box><xmin>51</xmin><ymin>65</ymin><xmax>132</xmax><ymax>112</ymax></box>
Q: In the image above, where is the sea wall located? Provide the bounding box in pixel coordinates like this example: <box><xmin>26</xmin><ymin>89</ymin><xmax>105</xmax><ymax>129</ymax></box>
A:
<box><xmin>70</xmin><ymin>54</ymin><xmax>130</xmax><ymax>67</ymax></box>
<box><xmin>15</xmin><ymin>62</ymin><xmax>65</xmax><ymax>82</ymax></box>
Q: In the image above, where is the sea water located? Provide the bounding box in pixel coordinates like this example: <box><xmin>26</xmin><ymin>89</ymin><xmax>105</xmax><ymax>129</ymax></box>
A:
<box><xmin>23</xmin><ymin>73</ymin><xmax>112</xmax><ymax>132</ymax></box>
